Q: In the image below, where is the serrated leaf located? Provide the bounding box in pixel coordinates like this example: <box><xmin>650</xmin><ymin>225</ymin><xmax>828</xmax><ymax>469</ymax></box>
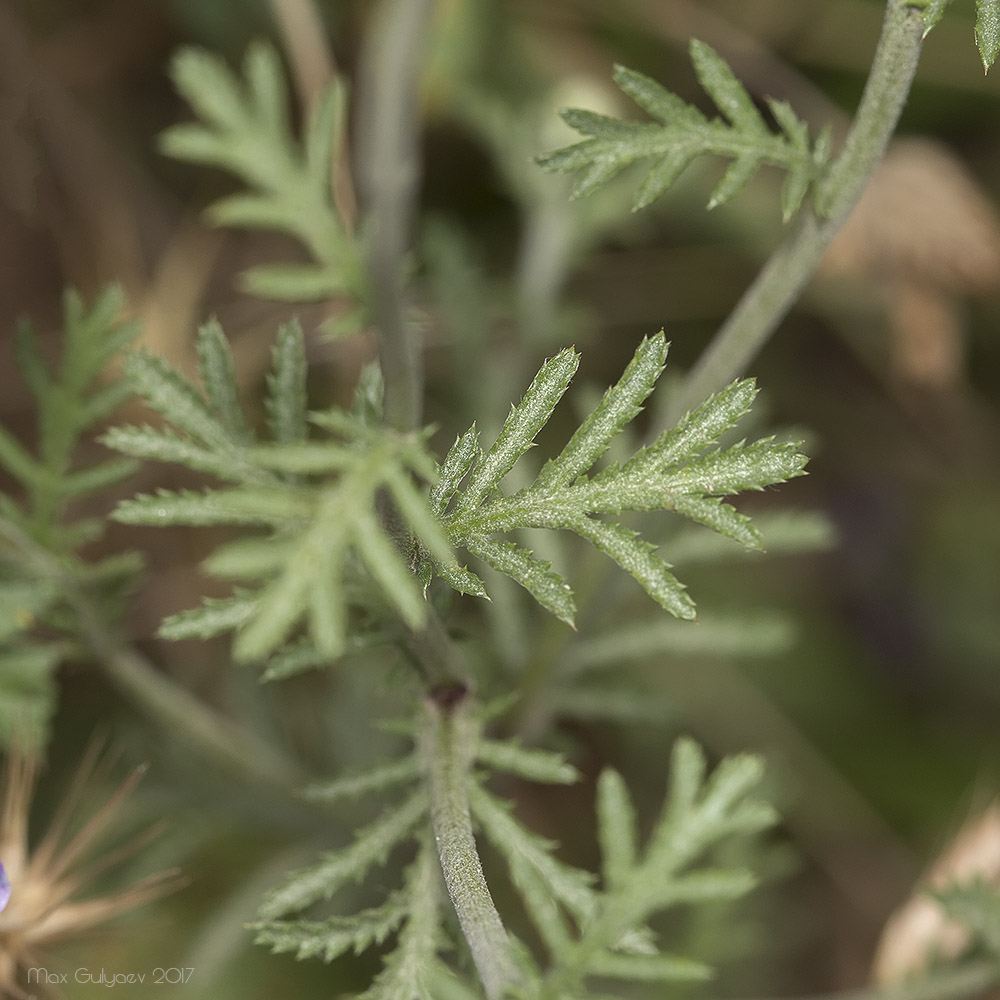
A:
<box><xmin>303</xmin><ymin>757</ymin><xmax>422</xmax><ymax>805</ymax></box>
<box><xmin>707</xmin><ymin>154</ymin><xmax>762</xmax><ymax>210</ymax></box>
<box><xmin>357</xmin><ymin>839</ymin><xmax>442</xmax><ymax>1000</ymax></box>
<box><xmin>470</xmin><ymin>784</ymin><xmax>596</xmax><ymax>922</ymax></box>
<box><xmin>429</xmin><ymin>428</ymin><xmax>478</xmax><ymax>517</ymax></box>
<box><xmin>101</xmin><ymin>425</ymin><xmax>257</xmax><ymax>482</ymax></box>
<box><xmin>266</xmin><ymin>320</ymin><xmax>308</xmax><ymax>445</ymax></box>
<box><xmin>442</xmin><ymin>338</ymin><xmax>807</xmax><ymax>626</ymax></box>
<box><xmin>253</xmin><ymin>896</ymin><xmax>408</xmax><ymax>963</ymax></box>
<box><xmin>475</xmin><ymin>740</ymin><xmax>579</xmax><ymax>785</ymax></box>
<box><xmin>690</xmin><ymin>40</ymin><xmax>766</xmax><ymax>134</ymax></box>
<box><xmin>568</xmin><ymin>516</ymin><xmax>695</xmax><ymax>619</ymax></box>
<box><xmin>112</xmin><ymin>487</ymin><xmax>312</xmax><ymax>527</ymax></box>
<box><xmin>0</xmin><ymin>642</ymin><xmax>64</xmax><ymax>751</ymax></box>
<box><xmin>455</xmin><ymin>348</ymin><xmax>579</xmax><ymax>513</ymax></box>
<box><xmin>158</xmin><ymin>593</ymin><xmax>258</xmax><ymax>640</ymax></box>
<box><xmin>123</xmin><ymin>350</ymin><xmax>227</xmax><ymax>449</ymax></box>
<box><xmin>465</xmin><ymin>536</ymin><xmax>576</xmax><ymax>625</ymax></box>
<box><xmin>669</xmin><ymin>495</ymin><xmax>761</xmax><ymax>548</ymax></box>
<box><xmin>535</xmin><ymin>333</ymin><xmax>667</xmax><ymax>492</ymax></box>
<box><xmin>919</xmin><ymin>0</ymin><xmax>953</xmax><ymax>36</ymax></box>
<box><xmin>613</xmin><ymin>64</ymin><xmax>704</xmax><ymax>127</ymax></box>
<box><xmin>196</xmin><ymin>318</ymin><xmax>253</xmax><ymax>442</ymax></box>
<box><xmin>540</xmin><ymin>46</ymin><xmax>822</xmax><ymax>216</ymax></box>
<box><xmin>162</xmin><ymin>43</ymin><xmax>365</xmax><ymax>314</ymax></box>
<box><xmin>256</xmin><ymin>789</ymin><xmax>428</xmax><ymax>920</ymax></box>
<box><xmin>978</xmin><ymin>0</ymin><xmax>1000</xmax><ymax>70</ymax></box>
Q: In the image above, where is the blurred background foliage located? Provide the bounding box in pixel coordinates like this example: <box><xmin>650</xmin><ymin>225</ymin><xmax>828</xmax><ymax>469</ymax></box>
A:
<box><xmin>1</xmin><ymin>0</ymin><xmax>999</xmax><ymax>997</ymax></box>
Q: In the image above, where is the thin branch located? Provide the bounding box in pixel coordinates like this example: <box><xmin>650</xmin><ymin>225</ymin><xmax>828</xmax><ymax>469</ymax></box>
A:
<box><xmin>422</xmin><ymin>690</ymin><xmax>523</xmax><ymax>1000</ymax></box>
<box><xmin>355</xmin><ymin>0</ymin><xmax>436</xmax><ymax>431</ymax></box>
<box><xmin>0</xmin><ymin>517</ymin><xmax>303</xmax><ymax>792</ymax></box>
<box><xmin>669</xmin><ymin>0</ymin><xmax>926</xmax><ymax>421</ymax></box>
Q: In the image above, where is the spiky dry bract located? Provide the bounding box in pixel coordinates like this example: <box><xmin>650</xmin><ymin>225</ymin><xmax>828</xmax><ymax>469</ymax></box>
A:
<box><xmin>537</xmin><ymin>43</ymin><xmax>828</xmax><ymax>221</ymax></box>
<box><xmin>0</xmin><ymin>287</ymin><xmax>141</xmax><ymax>750</ymax></box>
<box><xmin>104</xmin><ymin>321</ymin><xmax>458</xmax><ymax>667</ymax></box>
<box><xmin>160</xmin><ymin>43</ymin><xmax>367</xmax><ymax>326</ymax></box>
<box><xmin>431</xmin><ymin>331</ymin><xmax>807</xmax><ymax>624</ymax></box>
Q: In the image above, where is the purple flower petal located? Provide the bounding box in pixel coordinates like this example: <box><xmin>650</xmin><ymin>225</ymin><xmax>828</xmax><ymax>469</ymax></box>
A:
<box><xmin>0</xmin><ymin>861</ymin><xmax>10</xmax><ymax>913</ymax></box>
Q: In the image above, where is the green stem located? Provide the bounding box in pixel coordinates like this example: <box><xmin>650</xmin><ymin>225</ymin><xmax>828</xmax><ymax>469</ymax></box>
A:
<box><xmin>669</xmin><ymin>0</ymin><xmax>926</xmax><ymax>420</ymax></box>
<box><xmin>423</xmin><ymin>690</ymin><xmax>522</xmax><ymax>1000</ymax></box>
<box><xmin>0</xmin><ymin>516</ymin><xmax>302</xmax><ymax>790</ymax></box>
<box><xmin>75</xmin><ymin>603</ymin><xmax>304</xmax><ymax>791</ymax></box>
<box><xmin>356</xmin><ymin>0</ymin><xmax>435</xmax><ymax>432</ymax></box>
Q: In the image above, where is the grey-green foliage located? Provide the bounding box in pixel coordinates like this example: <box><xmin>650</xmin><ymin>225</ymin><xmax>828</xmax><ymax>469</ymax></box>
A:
<box><xmin>161</xmin><ymin>42</ymin><xmax>366</xmax><ymax>328</ymax></box>
<box><xmin>917</xmin><ymin>0</ymin><xmax>1000</xmax><ymax>71</ymax></box>
<box><xmin>537</xmin><ymin>43</ymin><xmax>830</xmax><ymax>221</ymax></box>
<box><xmin>0</xmin><ymin>287</ymin><xmax>142</xmax><ymax>749</ymax></box>
<box><xmin>102</xmin><ymin>321</ymin><xmax>455</xmax><ymax>667</ymax></box>
<box><xmin>252</xmin><ymin>703</ymin><xmax>773</xmax><ymax>1000</ymax></box>
<box><xmin>423</xmin><ymin>331</ymin><xmax>807</xmax><ymax>626</ymax></box>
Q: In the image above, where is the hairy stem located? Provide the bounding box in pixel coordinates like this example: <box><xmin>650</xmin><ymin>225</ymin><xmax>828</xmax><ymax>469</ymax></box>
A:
<box><xmin>356</xmin><ymin>0</ymin><xmax>435</xmax><ymax>432</ymax></box>
<box><xmin>423</xmin><ymin>690</ymin><xmax>522</xmax><ymax>1000</ymax></box>
<box><xmin>669</xmin><ymin>0</ymin><xmax>925</xmax><ymax>420</ymax></box>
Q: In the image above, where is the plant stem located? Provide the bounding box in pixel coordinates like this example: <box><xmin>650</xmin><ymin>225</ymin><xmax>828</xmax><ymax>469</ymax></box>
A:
<box><xmin>75</xmin><ymin>603</ymin><xmax>304</xmax><ymax>791</ymax></box>
<box><xmin>0</xmin><ymin>516</ymin><xmax>303</xmax><ymax>791</ymax></box>
<box><xmin>423</xmin><ymin>689</ymin><xmax>522</xmax><ymax>1000</ymax></box>
<box><xmin>356</xmin><ymin>0</ymin><xmax>435</xmax><ymax>432</ymax></box>
<box><xmin>669</xmin><ymin>0</ymin><xmax>926</xmax><ymax>420</ymax></box>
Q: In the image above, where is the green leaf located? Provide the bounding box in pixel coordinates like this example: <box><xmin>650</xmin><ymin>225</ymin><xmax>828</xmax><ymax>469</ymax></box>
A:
<box><xmin>0</xmin><ymin>642</ymin><xmax>64</xmax><ymax>751</ymax></box>
<box><xmin>474</xmin><ymin>740</ymin><xmax>579</xmax><ymax>785</ymax></box>
<box><xmin>438</xmin><ymin>337</ymin><xmax>807</xmax><ymax>624</ymax></box>
<box><xmin>303</xmin><ymin>757</ymin><xmax>422</xmax><ymax>805</ymax></box>
<box><xmin>256</xmin><ymin>788</ymin><xmax>428</xmax><ymax>920</ymax></box>
<box><xmin>196</xmin><ymin>319</ymin><xmax>253</xmax><ymax>442</ymax></box>
<box><xmin>253</xmin><ymin>896</ymin><xmax>408</xmax><ymax>963</ymax></box>
<box><xmin>112</xmin><ymin>487</ymin><xmax>312</xmax><ymax>527</ymax></box>
<box><xmin>157</xmin><ymin>593</ymin><xmax>258</xmax><ymax>640</ymax></box>
<box><xmin>266</xmin><ymin>321</ymin><xmax>309</xmax><ymax>445</ymax></box>
<box><xmin>162</xmin><ymin>42</ymin><xmax>366</xmax><ymax>315</ymax></box>
<box><xmin>566</xmin><ymin>517</ymin><xmax>694</xmax><ymax>620</ymax></box>
<box><xmin>454</xmin><ymin>349</ymin><xmax>579</xmax><ymax>514</ymax></box>
<box><xmin>977</xmin><ymin>0</ymin><xmax>1000</xmax><ymax>70</ymax></box>
<box><xmin>918</xmin><ymin>0</ymin><xmax>953</xmax><ymax>36</ymax></box>
<box><xmin>429</xmin><ymin>428</ymin><xmax>479</xmax><ymax>518</ymax></box>
<box><xmin>538</xmin><ymin>44</ymin><xmax>826</xmax><ymax>216</ymax></box>
<box><xmin>123</xmin><ymin>351</ymin><xmax>227</xmax><ymax>450</ymax></box>
<box><xmin>597</xmin><ymin>769</ymin><xmax>638</xmax><ymax>893</ymax></box>
<box><xmin>240</xmin><ymin>262</ymin><xmax>348</xmax><ymax>302</ymax></box>
<box><xmin>465</xmin><ymin>536</ymin><xmax>576</xmax><ymax>625</ymax></box>
<box><xmin>535</xmin><ymin>333</ymin><xmax>667</xmax><ymax>492</ymax></box>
